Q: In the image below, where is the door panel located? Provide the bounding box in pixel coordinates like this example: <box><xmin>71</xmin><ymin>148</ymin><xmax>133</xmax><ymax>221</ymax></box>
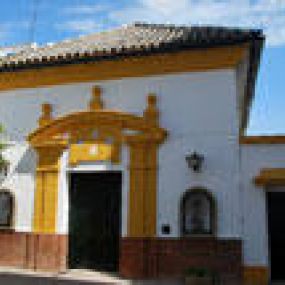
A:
<box><xmin>267</xmin><ymin>192</ymin><xmax>285</xmax><ymax>281</ymax></box>
<box><xmin>69</xmin><ymin>172</ymin><xmax>122</xmax><ymax>271</ymax></box>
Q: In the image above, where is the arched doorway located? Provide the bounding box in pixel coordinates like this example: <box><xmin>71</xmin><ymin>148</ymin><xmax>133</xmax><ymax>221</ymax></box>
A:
<box><xmin>27</xmin><ymin>86</ymin><xmax>167</xmax><ymax>271</ymax></box>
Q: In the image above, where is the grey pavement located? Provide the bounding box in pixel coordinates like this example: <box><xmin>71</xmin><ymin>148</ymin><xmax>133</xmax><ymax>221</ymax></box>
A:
<box><xmin>0</xmin><ymin>268</ymin><xmax>248</xmax><ymax>285</ymax></box>
<box><xmin>0</xmin><ymin>268</ymin><xmax>184</xmax><ymax>285</ymax></box>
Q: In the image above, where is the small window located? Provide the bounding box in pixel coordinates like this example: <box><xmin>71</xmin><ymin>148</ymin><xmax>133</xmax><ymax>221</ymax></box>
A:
<box><xmin>0</xmin><ymin>190</ymin><xmax>13</xmax><ymax>228</ymax></box>
<box><xmin>181</xmin><ymin>188</ymin><xmax>216</xmax><ymax>236</ymax></box>
<box><xmin>0</xmin><ymin>163</ymin><xmax>9</xmax><ymax>180</ymax></box>
<box><xmin>2</xmin><ymin>164</ymin><xmax>8</xmax><ymax>177</ymax></box>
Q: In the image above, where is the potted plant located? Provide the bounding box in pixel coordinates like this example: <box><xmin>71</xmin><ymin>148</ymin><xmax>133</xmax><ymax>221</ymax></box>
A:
<box><xmin>184</xmin><ymin>267</ymin><xmax>215</xmax><ymax>285</ymax></box>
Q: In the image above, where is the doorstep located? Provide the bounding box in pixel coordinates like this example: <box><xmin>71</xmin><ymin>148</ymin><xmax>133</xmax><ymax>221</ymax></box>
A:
<box><xmin>0</xmin><ymin>267</ymin><xmax>183</xmax><ymax>284</ymax></box>
<box><xmin>0</xmin><ymin>267</ymin><xmax>126</xmax><ymax>283</ymax></box>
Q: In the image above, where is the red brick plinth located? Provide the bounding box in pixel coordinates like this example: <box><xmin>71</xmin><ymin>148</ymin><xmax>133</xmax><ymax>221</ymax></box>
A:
<box><xmin>0</xmin><ymin>232</ymin><xmax>67</xmax><ymax>272</ymax></box>
<box><xmin>0</xmin><ymin>233</ymin><xmax>242</xmax><ymax>279</ymax></box>
<box><xmin>28</xmin><ymin>233</ymin><xmax>68</xmax><ymax>271</ymax></box>
<box><xmin>119</xmin><ymin>237</ymin><xmax>242</xmax><ymax>279</ymax></box>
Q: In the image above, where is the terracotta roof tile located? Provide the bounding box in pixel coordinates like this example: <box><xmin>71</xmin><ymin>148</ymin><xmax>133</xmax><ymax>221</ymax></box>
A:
<box><xmin>0</xmin><ymin>23</ymin><xmax>264</xmax><ymax>70</ymax></box>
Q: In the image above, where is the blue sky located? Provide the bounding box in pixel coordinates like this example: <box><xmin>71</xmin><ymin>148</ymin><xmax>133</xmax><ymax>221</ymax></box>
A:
<box><xmin>0</xmin><ymin>0</ymin><xmax>284</xmax><ymax>134</ymax></box>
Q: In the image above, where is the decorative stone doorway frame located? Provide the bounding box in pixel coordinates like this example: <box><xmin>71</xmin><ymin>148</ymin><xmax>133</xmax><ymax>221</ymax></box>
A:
<box><xmin>27</xmin><ymin>86</ymin><xmax>167</xmax><ymax>271</ymax></box>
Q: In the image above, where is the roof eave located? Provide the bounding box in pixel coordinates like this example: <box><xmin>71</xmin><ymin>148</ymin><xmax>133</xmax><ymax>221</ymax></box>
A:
<box><xmin>241</xmin><ymin>36</ymin><xmax>265</xmax><ymax>134</ymax></box>
<box><xmin>0</xmin><ymin>38</ymin><xmax>261</xmax><ymax>73</ymax></box>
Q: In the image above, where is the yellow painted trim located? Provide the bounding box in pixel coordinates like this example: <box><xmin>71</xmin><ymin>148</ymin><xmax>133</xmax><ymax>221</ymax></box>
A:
<box><xmin>89</xmin><ymin>86</ymin><xmax>103</xmax><ymax>110</ymax></box>
<box><xmin>0</xmin><ymin>46</ymin><xmax>247</xmax><ymax>91</ymax></box>
<box><xmin>33</xmin><ymin>171</ymin><xmax>44</xmax><ymax>232</ymax></box>
<box><xmin>145</xmin><ymin>143</ymin><xmax>158</xmax><ymax>236</ymax></box>
<box><xmin>240</xmin><ymin>135</ymin><xmax>285</xmax><ymax>144</ymax></box>
<box><xmin>126</xmin><ymin>136</ymin><xmax>161</xmax><ymax>237</ymax></box>
<box><xmin>33</xmin><ymin>146</ymin><xmax>63</xmax><ymax>233</ymax></box>
<box><xmin>28</xmin><ymin>110</ymin><xmax>166</xmax><ymax>145</ymax></box>
<box><xmin>127</xmin><ymin>94</ymin><xmax>161</xmax><ymax>237</ymax></box>
<box><xmin>30</xmin><ymin>89</ymin><xmax>167</xmax><ymax>236</ymax></box>
<box><xmin>128</xmin><ymin>142</ymin><xmax>146</xmax><ymax>237</ymax></box>
<box><xmin>69</xmin><ymin>143</ymin><xmax>114</xmax><ymax>166</ymax></box>
<box><xmin>255</xmin><ymin>168</ymin><xmax>285</xmax><ymax>186</ymax></box>
<box><xmin>38</xmin><ymin>103</ymin><xmax>53</xmax><ymax>127</ymax></box>
<box><xmin>243</xmin><ymin>266</ymin><xmax>269</xmax><ymax>285</ymax></box>
<box><xmin>43</xmin><ymin>171</ymin><xmax>59</xmax><ymax>233</ymax></box>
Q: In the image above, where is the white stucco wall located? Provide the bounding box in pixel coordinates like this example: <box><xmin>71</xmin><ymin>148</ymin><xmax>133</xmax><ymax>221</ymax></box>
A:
<box><xmin>241</xmin><ymin>144</ymin><xmax>285</xmax><ymax>266</ymax></box>
<box><xmin>0</xmin><ymin>70</ymin><xmax>239</xmax><ymax>141</ymax></box>
<box><xmin>0</xmin><ymin>69</ymin><xmax>242</xmax><ymax>240</ymax></box>
<box><xmin>0</xmin><ymin>57</ymin><xmax>283</xmax><ymax>273</ymax></box>
<box><xmin>0</xmin><ymin>142</ymin><xmax>36</xmax><ymax>231</ymax></box>
<box><xmin>1</xmin><ymin>66</ymin><xmax>284</xmax><ymax>270</ymax></box>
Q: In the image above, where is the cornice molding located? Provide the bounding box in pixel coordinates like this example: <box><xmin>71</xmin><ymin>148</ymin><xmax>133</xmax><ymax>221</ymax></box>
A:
<box><xmin>240</xmin><ymin>136</ymin><xmax>285</xmax><ymax>145</ymax></box>
<box><xmin>0</xmin><ymin>46</ymin><xmax>247</xmax><ymax>92</ymax></box>
<box><xmin>254</xmin><ymin>168</ymin><xmax>285</xmax><ymax>186</ymax></box>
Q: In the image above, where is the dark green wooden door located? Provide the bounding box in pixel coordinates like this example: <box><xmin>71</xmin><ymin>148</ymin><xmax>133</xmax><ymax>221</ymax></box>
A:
<box><xmin>69</xmin><ymin>172</ymin><xmax>122</xmax><ymax>271</ymax></box>
<box><xmin>267</xmin><ymin>192</ymin><xmax>285</xmax><ymax>281</ymax></box>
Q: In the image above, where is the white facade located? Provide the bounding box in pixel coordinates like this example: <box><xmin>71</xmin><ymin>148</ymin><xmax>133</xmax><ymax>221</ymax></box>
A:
<box><xmin>241</xmin><ymin>145</ymin><xmax>285</xmax><ymax>266</ymax></box>
<box><xmin>0</xmin><ymin>66</ymin><xmax>283</xmax><ymax>269</ymax></box>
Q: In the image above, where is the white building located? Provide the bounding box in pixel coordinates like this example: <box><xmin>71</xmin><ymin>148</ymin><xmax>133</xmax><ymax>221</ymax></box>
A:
<box><xmin>0</xmin><ymin>23</ymin><xmax>283</xmax><ymax>284</ymax></box>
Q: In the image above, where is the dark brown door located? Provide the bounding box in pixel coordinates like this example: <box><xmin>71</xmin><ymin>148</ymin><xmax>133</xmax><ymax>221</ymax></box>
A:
<box><xmin>69</xmin><ymin>172</ymin><xmax>122</xmax><ymax>271</ymax></box>
<box><xmin>267</xmin><ymin>192</ymin><xmax>285</xmax><ymax>281</ymax></box>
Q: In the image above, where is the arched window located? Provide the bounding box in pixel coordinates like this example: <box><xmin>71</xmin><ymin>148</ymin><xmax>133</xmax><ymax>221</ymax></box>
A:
<box><xmin>0</xmin><ymin>190</ymin><xmax>13</xmax><ymax>228</ymax></box>
<box><xmin>181</xmin><ymin>188</ymin><xmax>216</xmax><ymax>236</ymax></box>
<box><xmin>0</xmin><ymin>162</ymin><xmax>9</xmax><ymax>181</ymax></box>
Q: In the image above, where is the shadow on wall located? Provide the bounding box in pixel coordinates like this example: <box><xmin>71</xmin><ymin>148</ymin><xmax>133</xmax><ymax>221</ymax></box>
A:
<box><xmin>14</xmin><ymin>147</ymin><xmax>37</xmax><ymax>175</ymax></box>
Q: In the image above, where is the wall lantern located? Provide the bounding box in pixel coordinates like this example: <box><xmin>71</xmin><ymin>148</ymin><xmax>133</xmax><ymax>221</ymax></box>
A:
<box><xmin>185</xmin><ymin>152</ymin><xmax>204</xmax><ymax>172</ymax></box>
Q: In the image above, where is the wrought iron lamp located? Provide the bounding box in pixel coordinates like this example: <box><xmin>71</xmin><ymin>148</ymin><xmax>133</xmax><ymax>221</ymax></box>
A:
<box><xmin>185</xmin><ymin>151</ymin><xmax>204</xmax><ymax>172</ymax></box>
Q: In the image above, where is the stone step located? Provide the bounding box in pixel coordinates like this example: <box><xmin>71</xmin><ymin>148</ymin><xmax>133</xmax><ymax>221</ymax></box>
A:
<box><xmin>0</xmin><ymin>268</ymin><xmax>184</xmax><ymax>285</ymax></box>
